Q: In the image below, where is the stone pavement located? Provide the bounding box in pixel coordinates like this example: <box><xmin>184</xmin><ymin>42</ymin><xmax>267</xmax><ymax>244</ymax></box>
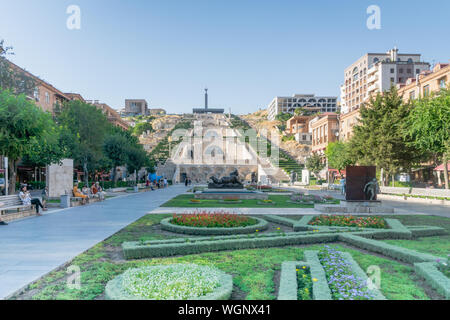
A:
<box><xmin>0</xmin><ymin>185</ymin><xmax>188</xmax><ymax>299</ymax></box>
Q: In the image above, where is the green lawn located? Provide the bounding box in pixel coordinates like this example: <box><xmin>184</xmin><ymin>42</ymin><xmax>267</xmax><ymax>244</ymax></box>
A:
<box><xmin>160</xmin><ymin>194</ymin><xmax>320</xmax><ymax>208</ymax></box>
<box><xmin>12</xmin><ymin>214</ymin><xmax>448</xmax><ymax>301</ymax></box>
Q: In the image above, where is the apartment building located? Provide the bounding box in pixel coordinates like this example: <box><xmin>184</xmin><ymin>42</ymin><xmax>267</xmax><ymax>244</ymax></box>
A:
<box><xmin>397</xmin><ymin>63</ymin><xmax>449</xmax><ymax>102</ymax></box>
<box><xmin>310</xmin><ymin>113</ymin><xmax>339</xmax><ymax>155</ymax></box>
<box><xmin>286</xmin><ymin>115</ymin><xmax>312</xmax><ymax>144</ymax></box>
<box><xmin>267</xmin><ymin>94</ymin><xmax>338</xmax><ymax>121</ymax></box>
<box><xmin>5</xmin><ymin>59</ymin><xmax>70</xmax><ymax>114</ymax></box>
<box><xmin>87</xmin><ymin>100</ymin><xmax>130</xmax><ymax>131</ymax></box>
<box><xmin>340</xmin><ymin>47</ymin><xmax>430</xmax><ymax>140</ymax></box>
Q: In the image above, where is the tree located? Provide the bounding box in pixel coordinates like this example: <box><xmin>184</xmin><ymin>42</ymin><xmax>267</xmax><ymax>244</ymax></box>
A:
<box><xmin>405</xmin><ymin>89</ymin><xmax>450</xmax><ymax>189</ymax></box>
<box><xmin>325</xmin><ymin>142</ymin><xmax>354</xmax><ymax>177</ymax></box>
<box><xmin>103</xmin><ymin>134</ymin><xmax>129</xmax><ymax>182</ymax></box>
<box><xmin>132</xmin><ymin>121</ymin><xmax>154</xmax><ymax>137</ymax></box>
<box><xmin>125</xmin><ymin>146</ymin><xmax>149</xmax><ymax>184</ymax></box>
<box><xmin>348</xmin><ymin>86</ymin><xmax>425</xmax><ymax>184</ymax></box>
<box><xmin>57</xmin><ymin>100</ymin><xmax>111</xmax><ymax>185</ymax></box>
<box><xmin>0</xmin><ymin>89</ymin><xmax>63</xmax><ymax>193</ymax></box>
<box><xmin>0</xmin><ymin>39</ymin><xmax>36</xmax><ymax>96</ymax></box>
<box><xmin>306</xmin><ymin>153</ymin><xmax>325</xmax><ymax>179</ymax></box>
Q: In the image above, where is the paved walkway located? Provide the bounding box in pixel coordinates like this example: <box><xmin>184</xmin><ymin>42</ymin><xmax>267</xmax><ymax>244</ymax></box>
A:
<box><xmin>0</xmin><ymin>185</ymin><xmax>188</xmax><ymax>299</ymax></box>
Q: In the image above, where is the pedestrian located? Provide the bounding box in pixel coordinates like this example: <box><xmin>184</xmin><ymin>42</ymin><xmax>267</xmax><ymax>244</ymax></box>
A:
<box><xmin>163</xmin><ymin>178</ymin><xmax>168</xmax><ymax>188</ymax></box>
<box><xmin>185</xmin><ymin>177</ymin><xmax>189</xmax><ymax>187</ymax></box>
<box><xmin>19</xmin><ymin>186</ymin><xmax>47</xmax><ymax>216</ymax></box>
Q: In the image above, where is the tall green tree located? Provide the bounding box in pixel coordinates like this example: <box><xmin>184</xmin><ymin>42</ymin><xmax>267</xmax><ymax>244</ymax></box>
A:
<box><xmin>325</xmin><ymin>141</ymin><xmax>354</xmax><ymax>177</ymax></box>
<box><xmin>103</xmin><ymin>134</ymin><xmax>129</xmax><ymax>182</ymax></box>
<box><xmin>305</xmin><ymin>153</ymin><xmax>325</xmax><ymax>179</ymax></box>
<box><xmin>348</xmin><ymin>87</ymin><xmax>424</xmax><ymax>184</ymax></box>
<box><xmin>0</xmin><ymin>90</ymin><xmax>63</xmax><ymax>193</ymax></box>
<box><xmin>0</xmin><ymin>40</ymin><xmax>36</xmax><ymax>96</ymax></box>
<box><xmin>405</xmin><ymin>89</ymin><xmax>450</xmax><ymax>189</ymax></box>
<box><xmin>57</xmin><ymin>100</ymin><xmax>111</xmax><ymax>185</ymax></box>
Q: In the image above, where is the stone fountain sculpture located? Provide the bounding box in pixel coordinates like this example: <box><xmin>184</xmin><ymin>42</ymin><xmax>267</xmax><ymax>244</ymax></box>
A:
<box><xmin>208</xmin><ymin>169</ymin><xmax>244</xmax><ymax>189</ymax></box>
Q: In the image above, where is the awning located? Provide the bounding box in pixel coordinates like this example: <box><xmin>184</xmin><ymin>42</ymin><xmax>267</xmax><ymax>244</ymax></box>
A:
<box><xmin>434</xmin><ymin>163</ymin><xmax>450</xmax><ymax>171</ymax></box>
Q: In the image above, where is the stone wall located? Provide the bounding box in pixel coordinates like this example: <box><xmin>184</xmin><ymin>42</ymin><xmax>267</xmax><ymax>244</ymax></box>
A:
<box><xmin>47</xmin><ymin>159</ymin><xmax>74</xmax><ymax>198</ymax></box>
<box><xmin>380</xmin><ymin>186</ymin><xmax>450</xmax><ymax>198</ymax></box>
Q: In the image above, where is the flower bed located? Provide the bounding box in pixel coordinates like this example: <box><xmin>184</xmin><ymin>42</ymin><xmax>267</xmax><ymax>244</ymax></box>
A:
<box><xmin>309</xmin><ymin>215</ymin><xmax>387</xmax><ymax>229</ymax></box>
<box><xmin>257</xmin><ymin>199</ymin><xmax>276</xmax><ymax>205</ymax></box>
<box><xmin>105</xmin><ymin>264</ymin><xmax>233</xmax><ymax>300</ymax></box>
<box><xmin>297</xmin><ymin>265</ymin><xmax>313</xmax><ymax>300</ymax></box>
<box><xmin>160</xmin><ymin>215</ymin><xmax>269</xmax><ymax>235</ymax></box>
<box><xmin>318</xmin><ymin>246</ymin><xmax>375</xmax><ymax>300</ymax></box>
<box><xmin>171</xmin><ymin>211</ymin><xmax>258</xmax><ymax>228</ymax></box>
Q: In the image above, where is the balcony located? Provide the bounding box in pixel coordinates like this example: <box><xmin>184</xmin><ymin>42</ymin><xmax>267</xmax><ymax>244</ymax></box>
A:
<box><xmin>367</xmin><ymin>65</ymin><xmax>377</xmax><ymax>75</ymax></box>
<box><xmin>367</xmin><ymin>83</ymin><xmax>379</xmax><ymax>93</ymax></box>
<box><xmin>367</xmin><ymin>74</ymin><xmax>378</xmax><ymax>84</ymax></box>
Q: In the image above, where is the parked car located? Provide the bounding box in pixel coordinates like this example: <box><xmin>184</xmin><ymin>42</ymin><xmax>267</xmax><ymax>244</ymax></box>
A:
<box><xmin>0</xmin><ymin>178</ymin><xmax>5</xmax><ymax>195</ymax></box>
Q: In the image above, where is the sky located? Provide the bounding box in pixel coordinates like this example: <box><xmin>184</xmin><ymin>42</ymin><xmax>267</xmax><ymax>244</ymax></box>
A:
<box><xmin>1</xmin><ymin>0</ymin><xmax>449</xmax><ymax>114</ymax></box>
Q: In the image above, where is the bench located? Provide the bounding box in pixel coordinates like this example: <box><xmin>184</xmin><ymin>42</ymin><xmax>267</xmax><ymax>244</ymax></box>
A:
<box><xmin>0</xmin><ymin>195</ymin><xmax>33</xmax><ymax>216</ymax></box>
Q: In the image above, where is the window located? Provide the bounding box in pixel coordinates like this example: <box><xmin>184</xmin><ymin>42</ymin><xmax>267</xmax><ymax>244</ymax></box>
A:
<box><xmin>439</xmin><ymin>78</ymin><xmax>447</xmax><ymax>89</ymax></box>
<box><xmin>416</xmin><ymin>69</ymin><xmax>420</xmax><ymax>74</ymax></box>
<box><xmin>407</xmin><ymin>58</ymin><xmax>413</xmax><ymax>63</ymax></box>
<box><xmin>45</xmin><ymin>92</ymin><xmax>50</xmax><ymax>104</ymax></box>
<box><xmin>399</xmin><ymin>78</ymin><xmax>403</xmax><ymax>83</ymax></box>
<box><xmin>409</xmin><ymin>91</ymin><xmax>415</xmax><ymax>100</ymax></box>
<box><xmin>33</xmin><ymin>87</ymin><xmax>40</xmax><ymax>101</ymax></box>
<box><xmin>390</xmin><ymin>77</ymin><xmax>395</xmax><ymax>83</ymax></box>
<box><xmin>390</xmin><ymin>68</ymin><xmax>395</xmax><ymax>73</ymax></box>
<box><xmin>423</xmin><ymin>85</ymin><xmax>430</xmax><ymax>97</ymax></box>
<box><xmin>399</xmin><ymin>68</ymin><xmax>404</xmax><ymax>74</ymax></box>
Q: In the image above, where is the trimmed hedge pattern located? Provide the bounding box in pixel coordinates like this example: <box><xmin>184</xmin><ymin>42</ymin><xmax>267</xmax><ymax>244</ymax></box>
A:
<box><xmin>304</xmin><ymin>251</ymin><xmax>333</xmax><ymax>300</ymax></box>
<box><xmin>277</xmin><ymin>252</ymin><xmax>332</xmax><ymax>300</ymax></box>
<box><xmin>414</xmin><ymin>262</ymin><xmax>450</xmax><ymax>300</ymax></box>
<box><xmin>160</xmin><ymin>217</ymin><xmax>268</xmax><ymax>235</ymax></box>
<box><xmin>339</xmin><ymin>233</ymin><xmax>446</xmax><ymax>264</ymax></box>
<box><xmin>339</xmin><ymin>252</ymin><xmax>386</xmax><ymax>300</ymax></box>
<box><xmin>123</xmin><ymin>232</ymin><xmax>339</xmax><ymax>260</ymax></box>
<box><xmin>105</xmin><ymin>267</ymin><xmax>233</xmax><ymax>300</ymax></box>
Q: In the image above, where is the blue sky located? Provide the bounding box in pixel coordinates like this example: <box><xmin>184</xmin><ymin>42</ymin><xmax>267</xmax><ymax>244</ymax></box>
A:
<box><xmin>1</xmin><ymin>0</ymin><xmax>449</xmax><ymax>114</ymax></box>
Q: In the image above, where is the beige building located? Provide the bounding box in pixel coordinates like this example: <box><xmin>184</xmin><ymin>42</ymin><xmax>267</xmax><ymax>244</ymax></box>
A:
<box><xmin>87</xmin><ymin>100</ymin><xmax>130</xmax><ymax>131</ymax></box>
<box><xmin>397</xmin><ymin>63</ymin><xmax>449</xmax><ymax>101</ymax></box>
<box><xmin>340</xmin><ymin>47</ymin><xmax>430</xmax><ymax>140</ymax></box>
<box><xmin>310</xmin><ymin>113</ymin><xmax>339</xmax><ymax>156</ymax></box>
<box><xmin>286</xmin><ymin>116</ymin><xmax>312</xmax><ymax>144</ymax></box>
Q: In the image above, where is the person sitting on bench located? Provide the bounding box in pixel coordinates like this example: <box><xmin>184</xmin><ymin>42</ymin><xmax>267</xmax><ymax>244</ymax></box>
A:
<box><xmin>73</xmin><ymin>183</ymin><xmax>88</xmax><ymax>204</ymax></box>
<box><xmin>0</xmin><ymin>201</ymin><xmax>7</xmax><ymax>225</ymax></box>
<box><xmin>19</xmin><ymin>186</ymin><xmax>47</xmax><ymax>216</ymax></box>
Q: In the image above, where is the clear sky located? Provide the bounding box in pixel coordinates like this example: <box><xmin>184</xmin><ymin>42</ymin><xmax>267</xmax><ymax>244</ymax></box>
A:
<box><xmin>1</xmin><ymin>0</ymin><xmax>449</xmax><ymax>114</ymax></box>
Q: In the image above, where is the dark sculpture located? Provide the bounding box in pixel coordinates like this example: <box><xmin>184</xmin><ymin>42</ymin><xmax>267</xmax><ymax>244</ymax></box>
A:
<box><xmin>208</xmin><ymin>169</ymin><xmax>244</xmax><ymax>189</ymax></box>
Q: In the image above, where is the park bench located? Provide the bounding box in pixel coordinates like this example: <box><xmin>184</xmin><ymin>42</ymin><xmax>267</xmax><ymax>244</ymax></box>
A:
<box><xmin>0</xmin><ymin>195</ymin><xmax>33</xmax><ymax>216</ymax></box>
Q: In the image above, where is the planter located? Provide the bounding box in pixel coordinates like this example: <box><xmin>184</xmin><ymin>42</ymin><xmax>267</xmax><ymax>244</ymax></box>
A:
<box><xmin>160</xmin><ymin>217</ymin><xmax>268</xmax><ymax>235</ymax></box>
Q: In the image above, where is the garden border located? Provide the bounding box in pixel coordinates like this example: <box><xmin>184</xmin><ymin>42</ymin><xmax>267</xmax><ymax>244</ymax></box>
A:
<box><xmin>160</xmin><ymin>217</ymin><xmax>269</xmax><ymax>235</ymax></box>
<box><xmin>414</xmin><ymin>262</ymin><xmax>450</xmax><ymax>300</ymax></box>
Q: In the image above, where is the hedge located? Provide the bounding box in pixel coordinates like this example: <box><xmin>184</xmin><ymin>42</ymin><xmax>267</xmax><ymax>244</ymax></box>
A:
<box><xmin>339</xmin><ymin>233</ymin><xmax>446</xmax><ymax>264</ymax></box>
<box><xmin>277</xmin><ymin>261</ymin><xmax>304</xmax><ymax>300</ymax></box>
<box><xmin>414</xmin><ymin>262</ymin><xmax>450</xmax><ymax>300</ymax></box>
<box><xmin>122</xmin><ymin>232</ymin><xmax>339</xmax><ymax>260</ymax></box>
<box><xmin>105</xmin><ymin>267</ymin><xmax>233</xmax><ymax>300</ymax></box>
<box><xmin>339</xmin><ymin>252</ymin><xmax>386</xmax><ymax>300</ymax></box>
<box><xmin>160</xmin><ymin>217</ymin><xmax>269</xmax><ymax>236</ymax></box>
<box><xmin>303</xmin><ymin>251</ymin><xmax>333</xmax><ymax>300</ymax></box>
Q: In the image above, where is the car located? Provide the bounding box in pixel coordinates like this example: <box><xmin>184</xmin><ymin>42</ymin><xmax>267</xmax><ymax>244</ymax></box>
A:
<box><xmin>0</xmin><ymin>178</ymin><xmax>5</xmax><ymax>195</ymax></box>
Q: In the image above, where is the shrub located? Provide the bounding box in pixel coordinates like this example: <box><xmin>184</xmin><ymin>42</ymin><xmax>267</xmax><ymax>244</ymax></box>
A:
<box><xmin>171</xmin><ymin>211</ymin><xmax>257</xmax><ymax>228</ymax></box>
<box><xmin>105</xmin><ymin>264</ymin><xmax>233</xmax><ymax>300</ymax></box>
<box><xmin>309</xmin><ymin>215</ymin><xmax>387</xmax><ymax>229</ymax></box>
